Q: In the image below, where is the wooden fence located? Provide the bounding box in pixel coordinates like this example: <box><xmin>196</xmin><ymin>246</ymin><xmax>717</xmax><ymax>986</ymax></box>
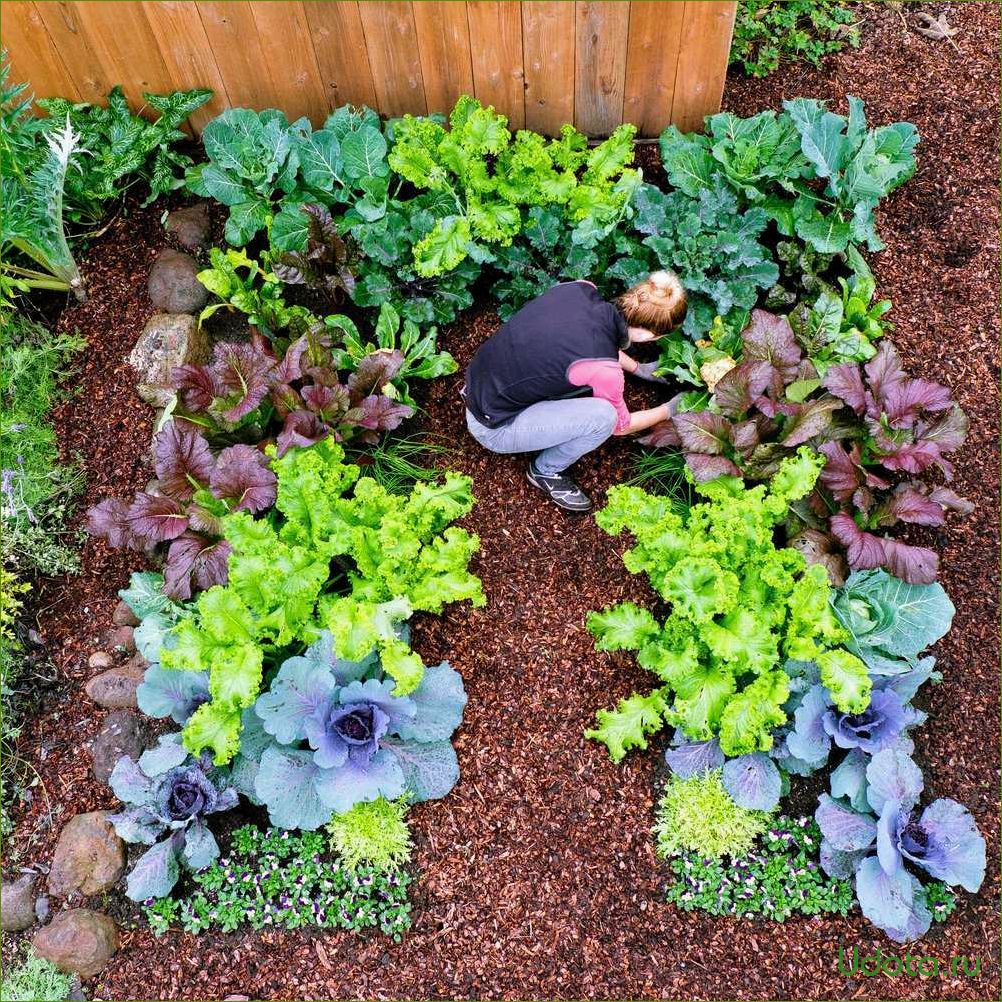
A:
<box><xmin>1</xmin><ymin>1</ymin><xmax>736</xmax><ymax>136</ymax></box>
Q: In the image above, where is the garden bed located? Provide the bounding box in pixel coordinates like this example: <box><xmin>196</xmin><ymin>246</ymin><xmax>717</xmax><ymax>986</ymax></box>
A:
<box><xmin>4</xmin><ymin>3</ymin><xmax>999</xmax><ymax>1000</ymax></box>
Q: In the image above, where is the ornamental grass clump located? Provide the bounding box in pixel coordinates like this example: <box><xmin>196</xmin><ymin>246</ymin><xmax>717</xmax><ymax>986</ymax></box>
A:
<box><xmin>654</xmin><ymin>770</ymin><xmax>770</xmax><ymax>860</ymax></box>
<box><xmin>327</xmin><ymin>796</ymin><xmax>413</xmax><ymax>871</ymax></box>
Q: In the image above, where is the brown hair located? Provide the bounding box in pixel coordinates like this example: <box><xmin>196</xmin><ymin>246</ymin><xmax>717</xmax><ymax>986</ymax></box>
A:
<box><xmin>615</xmin><ymin>270</ymin><xmax>687</xmax><ymax>336</ymax></box>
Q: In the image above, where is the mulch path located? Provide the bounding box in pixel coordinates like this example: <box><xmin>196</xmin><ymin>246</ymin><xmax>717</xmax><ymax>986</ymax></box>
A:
<box><xmin>5</xmin><ymin>3</ymin><xmax>998</xmax><ymax>998</ymax></box>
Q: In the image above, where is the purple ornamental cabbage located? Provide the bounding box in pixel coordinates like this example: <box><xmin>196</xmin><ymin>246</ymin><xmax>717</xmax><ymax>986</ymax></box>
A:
<box><xmin>107</xmin><ymin>735</ymin><xmax>237</xmax><ymax>901</ymax></box>
<box><xmin>816</xmin><ymin>747</ymin><xmax>985</xmax><ymax>942</ymax></box>
<box><xmin>234</xmin><ymin>631</ymin><xmax>467</xmax><ymax>829</ymax></box>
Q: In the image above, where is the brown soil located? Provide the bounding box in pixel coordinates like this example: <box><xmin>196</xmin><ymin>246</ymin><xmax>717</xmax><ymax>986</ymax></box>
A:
<box><xmin>5</xmin><ymin>3</ymin><xmax>999</xmax><ymax>999</ymax></box>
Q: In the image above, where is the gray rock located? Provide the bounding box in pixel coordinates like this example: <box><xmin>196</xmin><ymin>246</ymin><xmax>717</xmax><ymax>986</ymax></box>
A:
<box><xmin>84</xmin><ymin>659</ymin><xmax>144</xmax><ymax>709</ymax></box>
<box><xmin>165</xmin><ymin>203</ymin><xmax>211</xmax><ymax>250</ymax></box>
<box><xmin>90</xmin><ymin>711</ymin><xmax>147</xmax><ymax>784</ymax></box>
<box><xmin>147</xmin><ymin>248</ymin><xmax>209</xmax><ymax>314</ymax></box>
<box><xmin>1</xmin><ymin>873</ymin><xmax>37</xmax><ymax>931</ymax></box>
<box><xmin>48</xmin><ymin>812</ymin><xmax>125</xmax><ymax>897</ymax></box>
<box><xmin>87</xmin><ymin>651</ymin><xmax>112</xmax><ymax>670</ymax></box>
<box><xmin>106</xmin><ymin>625</ymin><xmax>135</xmax><ymax>654</ymax></box>
<box><xmin>32</xmin><ymin>909</ymin><xmax>119</xmax><ymax>979</ymax></box>
<box><xmin>128</xmin><ymin>313</ymin><xmax>210</xmax><ymax>408</ymax></box>
<box><xmin>111</xmin><ymin>600</ymin><xmax>139</xmax><ymax>627</ymax></box>
<box><xmin>35</xmin><ymin>893</ymin><xmax>51</xmax><ymax>924</ymax></box>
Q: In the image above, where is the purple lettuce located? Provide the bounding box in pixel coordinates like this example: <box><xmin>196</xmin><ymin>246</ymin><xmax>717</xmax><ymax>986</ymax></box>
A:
<box><xmin>271</xmin><ymin>203</ymin><xmax>357</xmax><ymax>299</ymax></box>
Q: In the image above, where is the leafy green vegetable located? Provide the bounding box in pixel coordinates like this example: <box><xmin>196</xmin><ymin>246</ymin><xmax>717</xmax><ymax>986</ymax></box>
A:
<box><xmin>586</xmin><ymin>450</ymin><xmax>870</xmax><ymax>760</ymax></box>
<box><xmin>730</xmin><ymin>0</ymin><xmax>860</xmax><ymax>78</ymax></box>
<box><xmin>387</xmin><ymin>94</ymin><xmax>640</xmax><ymax>277</ymax></box>
<box><xmin>36</xmin><ymin>85</ymin><xmax>212</xmax><ymax>218</ymax></box>
<box><xmin>327</xmin><ymin>796</ymin><xmax>413</xmax><ymax>871</ymax></box>
<box><xmin>161</xmin><ymin>438</ymin><xmax>483</xmax><ymax>762</ymax></box>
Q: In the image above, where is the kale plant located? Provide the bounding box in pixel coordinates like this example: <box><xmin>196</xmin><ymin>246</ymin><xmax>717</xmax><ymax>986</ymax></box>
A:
<box><xmin>143</xmin><ymin>825</ymin><xmax>412</xmax><ymax>939</ymax></box>
<box><xmin>586</xmin><ymin>450</ymin><xmax>870</xmax><ymax>761</ymax></box>
<box><xmin>108</xmin><ymin>734</ymin><xmax>237</xmax><ymax>901</ymax></box>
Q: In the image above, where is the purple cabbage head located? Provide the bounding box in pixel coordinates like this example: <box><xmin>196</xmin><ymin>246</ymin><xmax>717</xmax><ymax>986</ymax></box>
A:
<box><xmin>822</xmin><ymin>688</ymin><xmax>922</xmax><ymax>754</ymax></box>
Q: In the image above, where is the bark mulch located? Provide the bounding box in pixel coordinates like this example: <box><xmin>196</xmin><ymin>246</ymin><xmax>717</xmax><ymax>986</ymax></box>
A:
<box><xmin>5</xmin><ymin>3</ymin><xmax>998</xmax><ymax>998</ymax></box>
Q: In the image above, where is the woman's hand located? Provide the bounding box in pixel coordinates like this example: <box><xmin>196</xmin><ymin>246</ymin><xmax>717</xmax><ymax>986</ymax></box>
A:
<box><xmin>632</xmin><ymin>361</ymin><xmax>669</xmax><ymax>384</ymax></box>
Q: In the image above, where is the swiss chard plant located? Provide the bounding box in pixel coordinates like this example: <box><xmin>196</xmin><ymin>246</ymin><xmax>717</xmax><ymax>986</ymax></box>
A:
<box><xmin>187</xmin><ymin>104</ymin><xmax>388</xmax><ymax>247</ymax></box>
<box><xmin>153</xmin><ymin>438</ymin><xmax>482</xmax><ymax>762</ymax></box>
<box><xmin>586</xmin><ymin>449</ymin><xmax>870</xmax><ymax>762</ymax></box>
<box><xmin>794</xmin><ymin>341</ymin><xmax>971</xmax><ymax>584</ymax></box>
<box><xmin>108</xmin><ymin>733</ymin><xmax>238</xmax><ymax>901</ymax></box>
<box><xmin>387</xmin><ymin>94</ymin><xmax>641</xmax><ymax>277</ymax></box>
<box><xmin>87</xmin><ymin>423</ymin><xmax>276</xmax><ymax>600</ymax></box>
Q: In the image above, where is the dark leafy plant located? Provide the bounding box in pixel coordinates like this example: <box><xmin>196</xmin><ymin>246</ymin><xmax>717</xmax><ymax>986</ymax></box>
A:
<box><xmin>624</xmin><ymin>181</ymin><xmax>779</xmax><ymax>338</ymax></box>
<box><xmin>35</xmin><ymin>85</ymin><xmax>212</xmax><ymax>219</ymax></box>
<box><xmin>143</xmin><ymin>825</ymin><xmax>412</xmax><ymax>939</ymax></box>
<box><xmin>665</xmin><ymin>815</ymin><xmax>854</xmax><ymax>920</ymax></box>
<box><xmin>108</xmin><ymin>734</ymin><xmax>238</xmax><ymax>901</ymax></box>
<box><xmin>642</xmin><ymin>310</ymin><xmax>842</xmax><ymax>482</ymax></box>
<box><xmin>87</xmin><ymin>423</ymin><xmax>276</xmax><ymax>600</ymax></box>
<box><xmin>793</xmin><ymin>341</ymin><xmax>971</xmax><ymax>584</ymax></box>
<box><xmin>271</xmin><ymin>203</ymin><xmax>356</xmax><ymax>300</ymax></box>
<box><xmin>730</xmin><ymin>0</ymin><xmax>860</xmax><ymax>78</ymax></box>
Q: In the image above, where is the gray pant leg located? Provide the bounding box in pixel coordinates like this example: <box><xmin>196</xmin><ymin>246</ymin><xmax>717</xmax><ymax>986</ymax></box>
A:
<box><xmin>466</xmin><ymin>398</ymin><xmax>618</xmax><ymax>475</ymax></box>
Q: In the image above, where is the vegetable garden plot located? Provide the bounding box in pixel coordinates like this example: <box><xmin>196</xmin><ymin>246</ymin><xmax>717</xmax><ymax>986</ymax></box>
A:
<box><xmin>1</xmin><ymin>4</ymin><xmax>999</xmax><ymax>1000</ymax></box>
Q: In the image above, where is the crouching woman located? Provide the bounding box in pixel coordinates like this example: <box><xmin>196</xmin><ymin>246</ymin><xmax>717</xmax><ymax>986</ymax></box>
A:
<box><xmin>461</xmin><ymin>271</ymin><xmax>687</xmax><ymax>511</ymax></box>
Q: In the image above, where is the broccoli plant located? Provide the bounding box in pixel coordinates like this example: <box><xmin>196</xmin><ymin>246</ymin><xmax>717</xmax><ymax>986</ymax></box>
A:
<box><xmin>585</xmin><ymin>450</ymin><xmax>871</xmax><ymax>762</ymax></box>
<box><xmin>108</xmin><ymin>734</ymin><xmax>238</xmax><ymax>901</ymax></box>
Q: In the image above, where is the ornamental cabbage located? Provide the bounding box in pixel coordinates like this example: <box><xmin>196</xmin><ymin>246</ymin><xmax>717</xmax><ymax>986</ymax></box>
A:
<box><xmin>107</xmin><ymin>735</ymin><xmax>237</xmax><ymax>901</ymax></box>
<box><xmin>815</xmin><ymin>747</ymin><xmax>986</xmax><ymax>942</ymax></box>
<box><xmin>586</xmin><ymin>450</ymin><xmax>871</xmax><ymax>761</ymax></box>
<box><xmin>230</xmin><ymin>632</ymin><xmax>467</xmax><ymax>829</ymax></box>
<box><xmin>159</xmin><ymin>438</ymin><xmax>483</xmax><ymax>763</ymax></box>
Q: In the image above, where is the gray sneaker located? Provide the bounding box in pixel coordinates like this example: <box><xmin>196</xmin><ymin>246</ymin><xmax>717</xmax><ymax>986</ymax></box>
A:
<box><xmin>526</xmin><ymin>460</ymin><xmax>592</xmax><ymax>512</ymax></box>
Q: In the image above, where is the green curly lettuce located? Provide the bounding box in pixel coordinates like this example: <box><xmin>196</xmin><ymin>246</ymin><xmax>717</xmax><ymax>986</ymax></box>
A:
<box><xmin>162</xmin><ymin>438</ymin><xmax>484</xmax><ymax>762</ymax></box>
<box><xmin>587</xmin><ymin>450</ymin><xmax>870</xmax><ymax>760</ymax></box>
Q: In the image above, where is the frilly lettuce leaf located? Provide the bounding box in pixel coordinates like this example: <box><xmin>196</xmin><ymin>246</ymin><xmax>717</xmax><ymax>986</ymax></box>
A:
<box><xmin>584</xmin><ymin>690</ymin><xmax>668</xmax><ymax>764</ymax></box>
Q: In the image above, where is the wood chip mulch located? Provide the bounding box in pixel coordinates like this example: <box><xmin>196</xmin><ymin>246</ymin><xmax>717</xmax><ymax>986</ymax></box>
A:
<box><xmin>4</xmin><ymin>3</ymin><xmax>998</xmax><ymax>998</ymax></box>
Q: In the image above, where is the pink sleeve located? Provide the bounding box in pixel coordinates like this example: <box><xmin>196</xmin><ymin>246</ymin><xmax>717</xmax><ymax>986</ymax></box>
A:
<box><xmin>568</xmin><ymin>359</ymin><xmax>630</xmax><ymax>434</ymax></box>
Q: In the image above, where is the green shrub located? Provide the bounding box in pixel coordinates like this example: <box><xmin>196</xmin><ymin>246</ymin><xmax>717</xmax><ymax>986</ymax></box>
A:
<box><xmin>0</xmin><ymin>949</ymin><xmax>73</xmax><ymax>1002</ymax></box>
<box><xmin>327</xmin><ymin>796</ymin><xmax>413</xmax><ymax>871</ymax></box>
<box><xmin>730</xmin><ymin>0</ymin><xmax>860</xmax><ymax>78</ymax></box>
<box><xmin>654</xmin><ymin>770</ymin><xmax>771</xmax><ymax>860</ymax></box>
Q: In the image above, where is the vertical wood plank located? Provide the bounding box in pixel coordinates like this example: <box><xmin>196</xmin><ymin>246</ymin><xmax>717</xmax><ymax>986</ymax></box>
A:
<box><xmin>197</xmin><ymin>1</ymin><xmax>274</xmax><ymax>111</ymax></box>
<box><xmin>248</xmin><ymin>1</ymin><xmax>328</xmax><ymax>124</ymax></box>
<box><xmin>670</xmin><ymin>0</ymin><xmax>736</xmax><ymax>132</ymax></box>
<box><xmin>623</xmin><ymin>0</ymin><xmax>686</xmax><ymax>137</ymax></box>
<box><xmin>521</xmin><ymin>1</ymin><xmax>575</xmax><ymax>136</ymax></box>
<box><xmin>466</xmin><ymin>1</ymin><xmax>524</xmax><ymax>128</ymax></box>
<box><xmin>70</xmin><ymin>1</ymin><xmax>176</xmax><ymax>107</ymax></box>
<box><xmin>411</xmin><ymin>1</ymin><xmax>473</xmax><ymax>116</ymax></box>
<box><xmin>357</xmin><ymin>1</ymin><xmax>425</xmax><ymax>117</ymax></box>
<box><xmin>574</xmin><ymin>0</ymin><xmax>629</xmax><ymax>136</ymax></box>
<box><xmin>0</xmin><ymin>1</ymin><xmax>81</xmax><ymax>101</ymax></box>
<box><xmin>31</xmin><ymin>0</ymin><xmax>115</xmax><ymax>104</ymax></box>
<box><xmin>141</xmin><ymin>1</ymin><xmax>229</xmax><ymax>130</ymax></box>
<box><xmin>303</xmin><ymin>1</ymin><xmax>377</xmax><ymax>110</ymax></box>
